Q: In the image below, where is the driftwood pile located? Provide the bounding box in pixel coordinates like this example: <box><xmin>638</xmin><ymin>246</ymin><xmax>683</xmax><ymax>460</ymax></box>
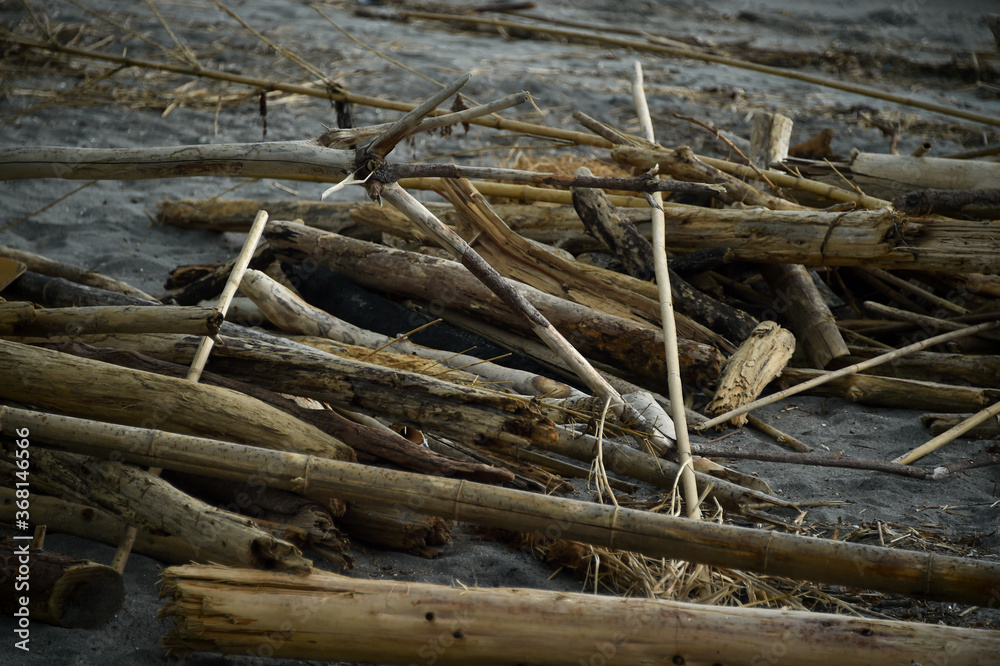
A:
<box><xmin>2</xmin><ymin>6</ymin><xmax>1000</xmax><ymax>665</ymax></box>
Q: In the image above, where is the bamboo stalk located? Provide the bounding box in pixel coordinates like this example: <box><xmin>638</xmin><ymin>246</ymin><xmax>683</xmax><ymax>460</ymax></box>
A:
<box><xmin>779</xmin><ymin>368</ymin><xmax>1000</xmax><ymax>413</ymax></box>
<box><xmin>697</xmin><ymin>320</ymin><xmax>1000</xmax><ymax>429</ymax></box>
<box><xmin>157</xmin><ymin>563</ymin><xmax>1000</xmax><ymax>664</ymax></box>
<box><xmin>632</xmin><ymin>61</ymin><xmax>699</xmax><ymax>518</ymax></box>
<box><xmin>0</xmin><ymin>446</ymin><xmax>311</xmax><ymax>573</ymax></box>
<box><xmin>8</xmin><ymin>406</ymin><xmax>999</xmax><ymax>605</ymax></box>
<box><xmin>893</xmin><ymin>400</ymin><xmax>1000</xmax><ymax>465</ymax></box>
<box><xmin>264</xmin><ymin>219</ymin><xmax>724</xmax><ymax>391</ymax></box>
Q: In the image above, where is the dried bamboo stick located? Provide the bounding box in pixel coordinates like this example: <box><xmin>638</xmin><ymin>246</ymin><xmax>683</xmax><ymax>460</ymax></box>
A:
<box><xmin>893</xmin><ymin>400</ymin><xmax>1000</xmax><ymax>465</ymax></box>
<box><xmin>378</xmin><ymin>182</ymin><xmax>678</xmax><ymax>451</ymax></box>
<box><xmin>632</xmin><ymin>60</ymin><xmax>698</xmax><ymax>518</ymax></box>
<box><xmin>697</xmin><ymin>320</ymin><xmax>1000</xmax><ymax>429</ymax></box>
<box><xmin>10</xmin><ymin>406</ymin><xmax>999</xmax><ymax>604</ymax></box>
<box><xmin>157</xmin><ymin>563</ymin><xmax>1000</xmax><ymax>664</ymax></box>
<box><xmin>264</xmin><ymin>220</ymin><xmax>724</xmax><ymax>391</ymax></box>
<box><xmin>5</xmin><ymin>447</ymin><xmax>311</xmax><ymax>572</ymax></box>
<box><xmin>378</xmin><ymin>10</ymin><xmax>1000</xmax><ymax>129</ymax></box>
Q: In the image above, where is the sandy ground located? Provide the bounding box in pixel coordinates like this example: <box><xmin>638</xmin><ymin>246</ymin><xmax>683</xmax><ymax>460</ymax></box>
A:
<box><xmin>1</xmin><ymin>1</ymin><xmax>999</xmax><ymax>664</ymax></box>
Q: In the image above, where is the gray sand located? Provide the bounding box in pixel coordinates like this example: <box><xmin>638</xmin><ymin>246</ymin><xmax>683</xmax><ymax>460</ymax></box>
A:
<box><xmin>1</xmin><ymin>1</ymin><xmax>999</xmax><ymax>663</ymax></box>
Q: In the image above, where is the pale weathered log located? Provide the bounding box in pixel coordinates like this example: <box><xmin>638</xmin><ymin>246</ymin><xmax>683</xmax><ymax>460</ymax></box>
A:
<box><xmin>780</xmin><ymin>367</ymin><xmax>1000</xmax><ymax>412</ymax></box>
<box><xmin>357</xmin><ymin>201</ymin><xmax>734</xmax><ymax>351</ymax></box>
<box><xmin>0</xmin><ymin>488</ymin><xmax>211</xmax><ymax>565</ymax></box>
<box><xmin>750</xmin><ymin>112</ymin><xmax>793</xmax><ymax>168</ymax></box>
<box><xmin>265</xmin><ymin>220</ymin><xmax>724</xmax><ymax>391</ymax></box>
<box><xmin>698</xmin><ymin>321</ymin><xmax>1000</xmax><ymax>429</ymax></box>
<box><xmin>705</xmin><ymin>321</ymin><xmax>796</xmax><ymax>427</ymax></box>
<box><xmin>0</xmin><ymin>141</ymin><xmax>356</xmax><ymax>182</ymax></box>
<box><xmin>48</xmin><ymin>330</ymin><xmax>565</xmax><ymax>451</ymax></box>
<box><xmin>158</xmin><ymin>564</ymin><xmax>1000</xmax><ymax>665</ymax></box>
<box><xmin>0</xmin><ymin>446</ymin><xmax>311</xmax><ymax>572</ymax></box>
<box><xmin>0</xmin><ymin>302</ymin><xmax>221</xmax><ymax>338</ymax></box>
<box><xmin>761</xmin><ymin>263</ymin><xmax>849</xmax><ymax>368</ymax></box>
<box><xmin>13</xmin><ymin>406</ymin><xmax>1000</xmax><ymax>605</ymax></box>
<box><xmin>0</xmin><ymin>540</ymin><xmax>123</xmax><ymax>629</ymax></box>
<box><xmin>0</xmin><ymin>245</ymin><xmax>155</xmax><ymax>301</ymax></box>
<box><xmin>850</xmin><ymin>152</ymin><xmax>1000</xmax><ymax>199</ymax></box>
<box><xmin>0</xmin><ymin>339</ymin><xmax>355</xmax><ymax>461</ymax></box>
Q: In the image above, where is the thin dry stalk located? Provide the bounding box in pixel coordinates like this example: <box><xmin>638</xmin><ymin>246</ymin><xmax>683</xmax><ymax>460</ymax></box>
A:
<box><xmin>632</xmin><ymin>60</ymin><xmax>698</xmax><ymax>519</ymax></box>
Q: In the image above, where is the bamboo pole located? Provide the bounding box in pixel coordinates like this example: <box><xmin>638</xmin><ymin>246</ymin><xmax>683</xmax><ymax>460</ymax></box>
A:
<box><xmin>631</xmin><ymin>61</ymin><xmax>699</xmax><ymax>519</ymax></box>
<box><xmin>7</xmin><ymin>406</ymin><xmax>999</xmax><ymax>605</ymax></box>
<box><xmin>0</xmin><ymin>445</ymin><xmax>311</xmax><ymax>573</ymax></box>
<box><xmin>157</xmin><ymin>563</ymin><xmax>1000</xmax><ymax>665</ymax></box>
<box><xmin>697</xmin><ymin>320</ymin><xmax>1000</xmax><ymax>429</ymax></box>
<box><xmin>893</xmin><ymin>400</ymin><xmax>1000</xmax><ymax>465</ymax></box>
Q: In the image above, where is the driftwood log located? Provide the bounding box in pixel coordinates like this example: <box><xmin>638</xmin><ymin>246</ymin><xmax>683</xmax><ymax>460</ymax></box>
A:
<box><xmin>0</xmin><ymin>539</ymin><xmax>123</xmax><ymax>629</ymax></box>
<box><xmin>0</xmin><ymin>302</ymin><xmax>221</xmax><ymax>338</ymax></box>
<box><xmin>158</xmin><ymin>564</ymin><xmax>1000</xmax><ymax>665</ymax></box>
<box><xmin>0</xmin><ymin>489</ymin><xmax>210</xmax><ymax>565</ymax></box>
<box><xmin>264</xmin><ymin>220</ymin><xmax>724</xmax><ymax>391</ymax></box>
<box><xmin>0</xmin><ymin>339</ymin><xmax>355</xmax><ymax>460</ymax></box>
<box><xmin>13</xmin><ymin>406</ymin><xmax>1000</xmax><ymax>606</ymax></box>
<box><xmin>705</xmin><ymin>321</ymin><xmax>795</xmax><ymax>427</ymax></box>
<box><xmin>0</xmin><ymin>447</ymin><xmax>311</xmax><ymax>572</ymax></box>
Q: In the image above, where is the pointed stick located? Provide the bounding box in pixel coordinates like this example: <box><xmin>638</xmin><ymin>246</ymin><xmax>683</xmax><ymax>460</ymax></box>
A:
<box><xmin>696</xmin><ymin>320</ymin><xmax>1000</xmax><ymax>430</ymax></box>
<box><xmin>632</xmin><ymin>60</ymin><xmax>700</xmax><ymax>520</ymax></box>
<box><xmin>109</xmin><ymin>209</ymin><xmax>270</xmax><ymax>573</ymax></box>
